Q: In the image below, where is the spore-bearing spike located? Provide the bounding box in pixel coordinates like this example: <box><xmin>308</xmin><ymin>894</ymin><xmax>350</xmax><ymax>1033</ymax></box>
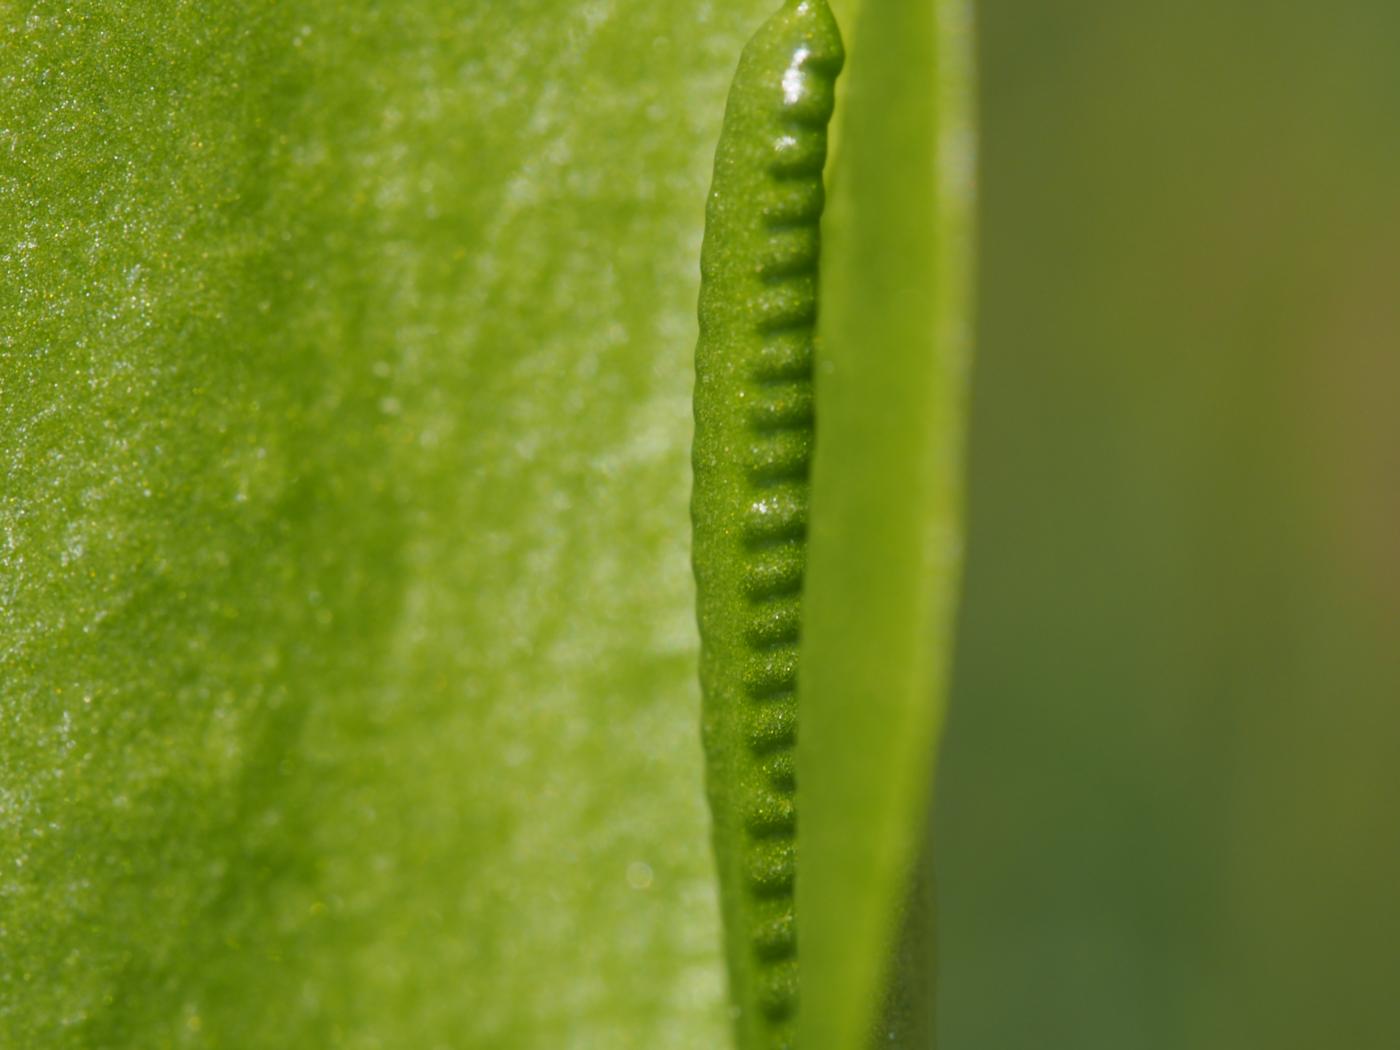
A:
<box><xmin>692</xmin><ymin>2</ymin><xmax>842</xmax><ymax>1046</ymax></box>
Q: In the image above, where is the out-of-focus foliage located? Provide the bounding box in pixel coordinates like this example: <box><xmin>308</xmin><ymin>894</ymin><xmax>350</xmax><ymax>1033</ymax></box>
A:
<box><xmin>938</xmin><ymin>2</ymin><xmax>1400</xmax><ymax>1048</ymax></box>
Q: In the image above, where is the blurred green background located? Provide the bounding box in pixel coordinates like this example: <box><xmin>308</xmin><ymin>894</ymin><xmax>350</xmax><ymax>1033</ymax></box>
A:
<box><xmin>938</xmin><ymin>2</ymin><xmax>1400</xmax><ymax>1047</ymax></box>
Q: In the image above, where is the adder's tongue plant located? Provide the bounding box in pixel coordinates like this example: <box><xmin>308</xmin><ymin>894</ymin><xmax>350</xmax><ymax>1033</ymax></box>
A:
<box><xmin>3</xmin><ymin>0</ymin><xmax>970</xmax><ymax>1046</ymax></box>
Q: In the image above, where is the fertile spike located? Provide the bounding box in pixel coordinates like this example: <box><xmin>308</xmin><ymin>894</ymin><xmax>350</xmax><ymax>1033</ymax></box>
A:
<box><xmin>691</xmin><ymin>3</ymin><xmax>844</xmax><ymax>1048</ymax></box>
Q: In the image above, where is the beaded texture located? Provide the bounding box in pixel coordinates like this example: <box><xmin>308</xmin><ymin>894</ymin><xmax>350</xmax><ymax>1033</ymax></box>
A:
<box><xmin>691</xmin><ymin>4</ymin><xmax>843</xmax><ymax>1048</ymax></box>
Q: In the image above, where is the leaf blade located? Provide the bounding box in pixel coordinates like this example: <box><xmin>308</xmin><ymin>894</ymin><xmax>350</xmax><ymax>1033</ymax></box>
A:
<box><xmin>797</xmin><ymin>0</ymin><xmax>976</xmax><ymax>1045</ymax></box>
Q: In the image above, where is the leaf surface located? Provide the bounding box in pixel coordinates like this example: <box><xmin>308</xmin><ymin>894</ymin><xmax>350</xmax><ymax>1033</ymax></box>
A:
<box><xmin>1</xmin><ymin>2</ymin><xmax>769</xmax><ymax>1045</ymax></box>
<box><xmin>798</xmin><ymin>0</ymin><xmax>976</xmax><ymax>1045</ymax></box>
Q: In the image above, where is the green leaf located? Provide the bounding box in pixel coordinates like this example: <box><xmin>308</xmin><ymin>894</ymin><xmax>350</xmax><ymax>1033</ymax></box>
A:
<box><xmin>1</xmin><ymin>2</ymin><xmax>772</xmax><ymax>1045</ymax></box>
<box><xmin>798</xmin><ymin>0</ymin><xmax>976</xmax><ymax>1047</ymax></box>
